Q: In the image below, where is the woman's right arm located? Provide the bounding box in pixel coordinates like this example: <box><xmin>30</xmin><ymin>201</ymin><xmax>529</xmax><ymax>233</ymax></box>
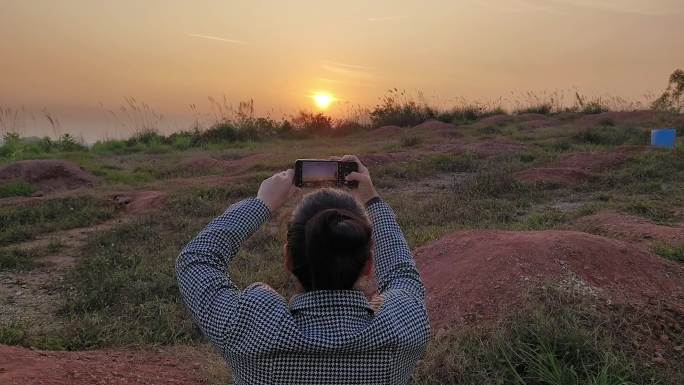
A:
<box><xmin>365</xmin><ymin>198</ymin><xmax>425</xmax><ymax>300</ymax></box>
<box><xmin>343</xmin><ymin>155</ymin><xmax>425</xmax><ymax>302</ymax></box>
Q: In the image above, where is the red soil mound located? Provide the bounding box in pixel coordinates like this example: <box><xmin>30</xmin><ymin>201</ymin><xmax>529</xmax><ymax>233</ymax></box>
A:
<box><xmin>0</xmin><ymin>160</ymin><xmax>96</xmax><ymax>192</ymax></box>
<box><xmin>515</xmin><ymin>148</ymin><xmax>640</xmax><ymax>186</ymax></box>
<box><xmin>415</xmin><ymin>230</ymin><xmax>684</xmax><ymax>328</ymax></box>
<box><xmin>517</xmin><ymin>114</ymin><xmax>560</xmax><ymax>130</ymax></box>
<box><xmin>360</xmin><ymin>152</ymin><xmax>415</xmax><ymax>166</ymax></box>
<box><xmin>464</xmin><ymin>139</ymin><xmax>527</xmax><ymax>157</ymax></box>
<box><xmin>577</xmin><ymin>111</ymin><xmax>684</xmax><ymax>128</ymax></box>
<box><xmin>575</xmin><ymin>212</ymin><xmax>684</xmax><ymax>246</ymax></box>
<box><xmin>548</xmin><ymin>148</ymin><xmax>638</xmax><ymax>172</ymax></box>
<box><xmin>515</xmin><ymin>167</ymin><xmax>591</xmax><ymax>186</ymax></box>
<box><xmin>180</xmin><ymin>156</ymin><xmax>225</xmax><ymax>171</ymax></box>
<box><xmin>224</xmin><ymin>153</ymin><xmax>265</xmax><ymax>175</ymax></box>
<box><xmin>368</xmin><ymin>125</ymin><xmax>404</xmax><ymax>137</ymax></box>
<box><xmin>413</xmin><ymin>120</ymin><xmax>456</xmax><ymax>132</ymax></box>
<box><xmin>113</xmin><ymin>190</ymin><xmax>167</xmax><ymax>213</ymax></box>
<box><xmin>0</xmin><ymin>345</ymin><xmax>205</xmax><ymax>385</ymax></box>
<box><xmin>470</xmin><ymin>114</ymin><xmax>512</xmax><ymax>130</ymax></box>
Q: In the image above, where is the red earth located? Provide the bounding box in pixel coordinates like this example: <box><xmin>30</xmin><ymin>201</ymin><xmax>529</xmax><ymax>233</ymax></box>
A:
<box><xmin>367</xmin><ymin>125</ymin><xmax>404</xmax><ymax>138</ymax></box>
<box><xmin>0</xmin><ymin>160</ymin><xmax>97</xmax><ymax>193</ymax></box>
<box><xmin>0</xmin><ymin>345</ymin><xmax>207</xmax><ymax>385</ymax></box>
<box><xmin>516</xmin><ymin>147</ymin><xmax>641</xmax><ymax>185</ymax></box>
<box><xmin>463</xmin><ymin>139</ymin><xmax>528</xmax><ymax>157</ymax></box>
<box><xmin>515</xmin><ymin>167</ymin><xmax>591</xmax><ymax>186</ymax></box>
<box><xmin>575</xmin><ymin>212</ymin><xmax>684</xmax><ymax>246</ymax></box>
<box><xmin>414</xmin><ymin>229</ymin><xmax>684</xmax><ymax>328</ymax></box>
<box><xmin>577</xmin><ymin>110</ymin><xmax>684</xmax><ymax>128</ymax></box>
<box><xmin>412</xmin><ymin>120</ymin><xmax>456</xmax><ymax>132</ymax></box>
<box><xmin>112</xmin><ymin>190</ymin><xmax>168</xmax><ymax>213</ymax></box>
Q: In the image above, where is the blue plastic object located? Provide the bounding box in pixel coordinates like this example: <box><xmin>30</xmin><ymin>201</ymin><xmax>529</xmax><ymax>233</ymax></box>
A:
<box><xmin>651</xmin><ymin>128</ymin><xmax>676</xmax><ymax>149</ymax></box>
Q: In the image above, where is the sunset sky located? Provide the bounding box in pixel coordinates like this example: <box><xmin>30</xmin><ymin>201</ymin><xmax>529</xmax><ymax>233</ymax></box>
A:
<box><xmin>1</xmin><ymin>0</ymin><xmax>683</xmax><ymax>140</ymax></box>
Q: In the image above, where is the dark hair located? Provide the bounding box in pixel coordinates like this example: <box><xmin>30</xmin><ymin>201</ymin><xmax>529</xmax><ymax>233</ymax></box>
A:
<box><xmin>287</xmin><ymin>189</ymin><xmax>372</xmax><ymax>291</ymax></box>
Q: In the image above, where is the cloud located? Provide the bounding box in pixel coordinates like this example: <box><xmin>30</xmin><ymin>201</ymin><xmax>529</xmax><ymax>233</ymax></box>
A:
<box><xmin>472</xmin><ymin>0</ymin><xmax>682</xmax><ymax>16</ymax></box>
<box><xmin>315</xmin><ymin>77</ymin><xmax>347</xmax><ymax>84</ymax></box>
<box><xmin>321</xmin><ymin>61</ymin><xmax>374</xmax><ymax>79</ymax></box>
<box><xmin>523</xmin><ymin>0</ymin><xmax>682</xmax><ymax>16</ymax></box>
<box><xmin>188</xmin><ymin>33</ymin><xmax>248</xmax><ymax>45</ymax></box>
<box><xmin>367</xmin><ymin>16</ymin><xmax>408</xmax><ymax>22</ymax></box>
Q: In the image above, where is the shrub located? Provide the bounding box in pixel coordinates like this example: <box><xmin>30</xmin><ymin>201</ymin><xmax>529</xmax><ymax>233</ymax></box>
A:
<box><xmin>370</xmin><ymin>89</ymin><xmax>437</xmax><ymax>127</ymax></box>
<box><xmin>515</xmin><ymin>103</ymin><xmax>553</xmax><ymax>115</ymax></box>
<box><xmin>652</xmin><ymin>69</ymin><xmax>684</xmax><ymax>112</ymax></box>
<box><xmin>438</xmin><ymin>105</ymin><xmax>506</xmax><ymax>124</ymax></box>
<box><xmin>290</xmin><ymin>111</ymin><xmax>334</xmax><ymax>135</ymax></box>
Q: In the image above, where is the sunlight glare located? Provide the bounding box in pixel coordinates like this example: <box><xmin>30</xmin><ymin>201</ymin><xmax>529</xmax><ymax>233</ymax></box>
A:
<box><xmin>312</xmin><ymin>92</ymin><xmax>335</xmax><ymax>110</ymax></box>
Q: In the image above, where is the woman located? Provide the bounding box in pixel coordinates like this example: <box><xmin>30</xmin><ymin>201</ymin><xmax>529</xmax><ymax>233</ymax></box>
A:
<box><xmin>176</xmin><ymin>155</ymin><xmax>430</xmax><ymax>384</ymax></box>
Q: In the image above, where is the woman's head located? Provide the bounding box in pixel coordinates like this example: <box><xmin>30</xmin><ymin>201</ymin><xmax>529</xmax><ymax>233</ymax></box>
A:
<box><xmin>286</xmin><ymin>188</ymin><xmax>372</xmax><ymax>291</ymax></box>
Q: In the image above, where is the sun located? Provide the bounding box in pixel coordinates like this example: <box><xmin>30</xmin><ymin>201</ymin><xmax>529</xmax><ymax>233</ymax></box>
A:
<box><xmin>311</xmin><ymin>92</ymin><xmax>335</xmax><ymax>110</ymax></box>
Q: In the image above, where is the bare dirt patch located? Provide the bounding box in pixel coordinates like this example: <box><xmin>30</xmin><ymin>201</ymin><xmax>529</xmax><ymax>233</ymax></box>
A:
<box><xmin>413</xmin><ymin>120</ymin><xmax>456</xmax><ymax>132</ymax></box>
<box><xmin>575</xmin><ymin>212</ymin><xmax>684</xmax><ymax>246</ymax></box>
<box><xmin>360</xmin><ymin>152</ymin><xmax>417</xmax><ymax>166</ymax></box>
<box><xmin>516</xmin><ymin>167</ymin><xmax>591</xmax><ymax>186</ymax></box>
<box><xmin>0</xmin><ymin>344</ymin><xmax>207</xmax><ymax>385</ymax></box>
<box><xmin>179</xmin><ymin>154</ymin><xmax>265</xmax><ymax>176</ymax></box>
<box><xmin>469</xmin><ymin>114</ymin><xmax>512</xmax><ymax>130</ymax></box>
<box><xmin>367</xmin><ymin>125</ymin><xmax>404</xmax><ymax>138</ymax></box>
<box><xmin>113</xmin><ymin>190</ymin><xmax>167</xmax><ymax>213</ymax></box>
<box><xmin>463</xmin><ymin>139</ymin><xmax>528</xmax><ymax>157</ymax></box>
<box><xmin>0</xmin><ymin>160</ymin><xmax>97</xmax><ymax>193</ymax></box>
<box><xmin>548</xmin><ymin>147</ymin><xmax>640</xmax><ymax>171</ymax></box>
<box><xmin>515</xmin><ymin>147</ymin><xmax>641</xmax><ymax>186</ymax></box>
<box><xmin>516</xmin><ymin>113</ymin><xmax>560</xmax><ymax>130</ymax></box>
<box><xmin>415</xmin><ymin>230</ymin><xmax>684</xmax><ymax>328</ymax></box>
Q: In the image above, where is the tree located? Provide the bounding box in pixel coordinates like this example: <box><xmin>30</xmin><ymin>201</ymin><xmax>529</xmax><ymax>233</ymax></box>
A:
<box><xmin>652</xmin><ymin>69</ymin><xmax>684</xmax><ymax>112</ymax></box>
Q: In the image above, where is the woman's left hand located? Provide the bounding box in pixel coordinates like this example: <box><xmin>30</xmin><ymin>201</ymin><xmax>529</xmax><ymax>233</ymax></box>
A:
<box><xmin>257</xmin><ymin>169</ymin><xmax>297</xmax><ymax>212</ymax></box>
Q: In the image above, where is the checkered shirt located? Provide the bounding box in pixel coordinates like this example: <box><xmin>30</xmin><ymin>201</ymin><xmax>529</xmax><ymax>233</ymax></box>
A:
<box><xmin>176</xmin><ymin>197</ymin><xmax>430</xmax><ymax>385</ymax></box>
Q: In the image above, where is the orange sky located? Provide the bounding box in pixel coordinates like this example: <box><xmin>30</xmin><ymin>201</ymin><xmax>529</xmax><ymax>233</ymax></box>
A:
<box><xmin>1</xmin><ymin>0</ymin><xmax>683</xmax><ymax>140</ymax></box>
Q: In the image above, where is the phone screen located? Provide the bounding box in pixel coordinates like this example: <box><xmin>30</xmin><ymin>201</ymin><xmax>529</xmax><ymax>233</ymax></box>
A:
<box><xmin>302</xmin><ymin>161</ymin><xmax>338</xmax><ymax>186</ymax></box>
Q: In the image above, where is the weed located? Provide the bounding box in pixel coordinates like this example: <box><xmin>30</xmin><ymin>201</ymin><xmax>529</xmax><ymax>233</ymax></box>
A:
<box><xmin>0</xmin><ymin>321</ymin><xmax>27</xmax><ymax>345</ymax></box>
<box><xmin>400</xmin><ymin>135</ymin><xmax>423</xmax><ymax>148</ymax></box>
<box><xmin>370</xmin><ymin>89</ymin><xmax>437</xmax><ymax>127</ymax></box>
<box><xmin>0</xmin><ymin>195</ymin><xmax>116</xmax><ymax>245</ymax></box>
<box><xmin>653</xmin><ymin>243</ymin><xmax>684</xmax><ymax>264</ymax></box>
<box><xmin>0</xmin><ymin>180</ymin><xmax>38</xmax><ymax>197</ymax></box>
<box><xmin>412</xmin><ymin>287</ymin><xmax>677</xmax><ymax>385</ymax></box>
<box><xmin>0</xmin><ymin>248</ymin><xmax>41</xmax><ymax>271</ymax></box>
<box><xmin>573</xmin><ymin>126</ymin><xmax>648</xmax><ymax>146</ymax></box>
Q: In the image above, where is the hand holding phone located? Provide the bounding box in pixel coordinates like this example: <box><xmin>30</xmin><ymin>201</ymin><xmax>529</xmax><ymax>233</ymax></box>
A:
<box><xmin>293</xmin><ymin>159</ymin><xmax>358</xmax><ymax>188</ymax></box>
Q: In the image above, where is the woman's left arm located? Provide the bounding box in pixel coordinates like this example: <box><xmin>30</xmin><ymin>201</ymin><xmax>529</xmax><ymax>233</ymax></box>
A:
<box><xmin>175</xmin><ymin>170</ymin><xmax>295</xmax><ymax>347</ymax></box>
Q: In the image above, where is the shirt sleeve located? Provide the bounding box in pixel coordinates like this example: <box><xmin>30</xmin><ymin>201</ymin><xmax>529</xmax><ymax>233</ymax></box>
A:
<box><xmin>365</xmin><ymin>199</ymin><xmax>425</xmax><ymax>302</ymax></box>
<box><xmin>175</xmin><ymin>197</ymin><xmax>271</xmax><ymax>347</ymax></box>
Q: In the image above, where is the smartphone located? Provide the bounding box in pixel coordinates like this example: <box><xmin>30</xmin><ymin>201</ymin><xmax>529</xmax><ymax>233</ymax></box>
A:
<box><xmin>293</xmin><ymin>159</ymin><xmax>358</xmax><ymax>188</ymax></box>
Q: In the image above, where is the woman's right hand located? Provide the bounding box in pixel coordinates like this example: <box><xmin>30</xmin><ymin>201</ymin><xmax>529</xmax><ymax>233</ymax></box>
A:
<box><xmin>340</xmin><ymin>154</ymin><xmax>379</xmax><ymax>204</ymax></box>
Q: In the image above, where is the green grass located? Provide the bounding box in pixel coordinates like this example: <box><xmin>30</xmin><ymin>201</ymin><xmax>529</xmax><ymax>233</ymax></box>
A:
<box><xmin>0</xmin><ymin>195</ymin><xmax>117</xmax><ymax>246</ymax></box>
<box><xmin>653</xmin><ymin>243</ymin><xmax>684</xmax><ymax>264</ymax></box>
<box><xmin>0</xmin><ymin>321</ymin><xmax>27</xmax><ymax>345</ymax></box>
<box><xmin>0</xmin><ymin>247</ymin><xmax>43</xmax><ymax>271</ymax></box>
<box><xmin>48</xmin><ymin>183</ymin><xmax>280</xmax><ymax>349</ymax></box>
<box><xmin>374</xmin><ymin>153</ymin><xmax>478</xmax><ymax>188</ymax></box>
<box><xmin>573</xmin><ymin>126</ymin><xmax>648</xmax><ymax>146</ymax></box>
<box><xmin>0</xmin><ymin>180</ymin><xmax>38</xmax><ymax>198</ymax></box>
<box><xmin>412</xmin><ymin>287</ymin><xmax>681</xmax><ymax>385</ymax></box>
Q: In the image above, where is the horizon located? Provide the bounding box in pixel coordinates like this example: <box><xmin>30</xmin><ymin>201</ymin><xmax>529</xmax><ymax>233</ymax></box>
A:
<box><xmin>1</xmin><ymin>0</ymin><xmax>683</xmax><ymax>141</ymax></box>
